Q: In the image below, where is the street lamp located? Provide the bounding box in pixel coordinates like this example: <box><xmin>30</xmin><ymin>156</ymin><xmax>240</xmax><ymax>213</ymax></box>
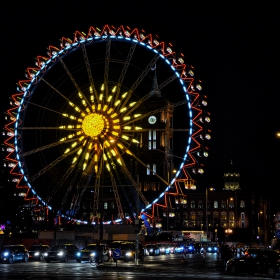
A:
<box><xmin>225</xmin><ymin>228</ymin><xmax>233</xmax><ymax>242</ymax></box>
<box><xmin>206</xmin><ymin>187</ymin><xmax>215</xmax><ymax>241</ymax></box>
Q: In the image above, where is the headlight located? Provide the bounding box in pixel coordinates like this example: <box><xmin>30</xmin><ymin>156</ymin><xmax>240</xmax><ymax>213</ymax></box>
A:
<box><xmin>44</xmin><ymin>252</ymin><xmax>48</xmax><ymax>256</ymax></box>
<box><xmin>34</xmin><ymin>252</ymin><xmax>40</xmax><ymax>256</ymax></box>
<box><xmin>125</xmin><ymin>252</ymin><xmax>133</xmax><ymax>257</ymax></box>
<box><xmin>90</xmin><ymin>252</ymin><xmax>96</xmax><ymax>257</ymax></box>
<box><xmin>76</xmin><ymin>252</ymin><xmax>81</xmax><ymax>257</ymax></box>
<box><xmin>57</xmin><ymin>251</ymin><xmax>64</xmax><ymax>256</ymax></box>
<box><xmin>3</xmin><ymin>252</ymin><xmax>9</xmax><ymax>257</ymax></box>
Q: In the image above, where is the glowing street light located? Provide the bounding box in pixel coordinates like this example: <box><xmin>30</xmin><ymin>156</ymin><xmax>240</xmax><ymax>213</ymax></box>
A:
<box><xmin>206</xmin><ymin>187</ymin><xmax>215</xmax><ymax>241</ymax></box>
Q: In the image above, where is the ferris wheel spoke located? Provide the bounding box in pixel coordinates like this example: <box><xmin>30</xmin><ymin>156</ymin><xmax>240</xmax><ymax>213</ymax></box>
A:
<box><xmin>121</xmin><ymin>166</ymin><xmax>148</xmax><ymax>208</ymax></box>
<box><xmin>29</xmin><ymin>146</ymin><xmax>81</xmax><ymax>182</ymax></box>
<box><xmin>20</xmin><ymin>138</ymin><xmax>76</xmax><ymax>157</ymax></box>
<box><xmin>104</xmin><ymin>38</ymin><xmax>111</xmax><ymax>100</ymax></box>
<box><xmin>129</xmin><ymin>151</ymin><xmax>170</xmax><ymax>187</ymax></box>
<box><xmin>18</xmin><ymin>127</ymin><xmax>79</xmax><ymax>130</ymax></box>
<box><xmin>109</xmin><ymin>172</ymin><xmax>125</xmax><ymax>219</ymax></box>
<box><xmin>81</xmin><ymin>44</ymin><xmax>99</xmax><ymax>101</ymax></box>
<box><xmin>117</xmin><ymin>154</ymin><xmax>148</xmax><ymax>207</ymax></box>
<box><xmin>120</xmin><ymin>54</ymin><xmax>160</xmax><ymax>110</ymax></box>
<box><xmin>123</xmin><ymin>91</ymin><xmax>154</xmax><ymax>118</ymax></box>
<box><xmin>122</xmin><ymin>99</ymin><xmax>189</xmax><ymax>126</ymax></box>
<box><xmin>39</xmin><ymin>76</ymin><xmax>76</xmax><ymax>105</ymax></box>
<box><xmin>122</xmin><ymin>73</ymin><xmax>178</xmax><ymax>118</ymax></box>
<box><xmin>157</xmin><ymin>74</ymin><xmax>178</xmax><ymax>90</ymax></box>
<box><xmin>71</xmin><ymin>187</ymin><xmax>87</xmax><ymax>217</ymax></box>
<box><xmin>122</xmin><ymin>105</ymin><xmax>167</xmax><ymax>126</ymax></box>
<box><xmin>59</xmin><ymin>57</ymin><xmax>91</xmax><ymax>107</ymax></box>
<box><xmin>124</xmin><ymin>128</ymin><xmax>189</xmax><ymax>133</ymax></box>
<box><xmin>114</xmin><ymin>43</ymin><xmax>137</xmax><ymax>103</ymax></box>
<box><xmin>24</xmin><ymin>99</ymin><xmax>63</xmax><ymax>115</ymax></box>
<box><xmin>47</xmin><ymin>160</ymin><xmax>79</xmax><ymax>204</ymax></box>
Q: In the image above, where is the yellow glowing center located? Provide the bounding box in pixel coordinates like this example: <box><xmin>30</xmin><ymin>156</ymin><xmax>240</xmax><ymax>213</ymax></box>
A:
<box><xmin>82</xmin><ymin>113</ymin><xmax>104</xmax><ymax>137</ymax></box>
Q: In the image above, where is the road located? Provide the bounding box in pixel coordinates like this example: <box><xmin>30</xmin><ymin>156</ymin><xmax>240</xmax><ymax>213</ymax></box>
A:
<box><xmin>0</xmin><ymin>252</ymin><xmax>279</xmax><ymax>279</ymax></box>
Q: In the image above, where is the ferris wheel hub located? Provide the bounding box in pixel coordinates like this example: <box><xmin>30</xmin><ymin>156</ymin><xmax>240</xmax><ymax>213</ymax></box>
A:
<box><xmin>82</xmin><ymin>113</ymin><xmax>105</xmax><ymax>137</ymax></box>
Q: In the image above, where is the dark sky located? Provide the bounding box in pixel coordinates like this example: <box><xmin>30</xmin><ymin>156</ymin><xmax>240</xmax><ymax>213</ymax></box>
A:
<box><xmin>1</xmin><ymin>2</ymin><xmax>280</xmax><ymax>208</ymax></box>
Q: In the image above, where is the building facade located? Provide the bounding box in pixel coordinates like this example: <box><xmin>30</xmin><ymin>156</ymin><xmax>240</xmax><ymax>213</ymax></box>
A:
<box><xmin>161</xmin><ymin>164</ymin><xmax>272</xmax><ymax>245</ymax></box>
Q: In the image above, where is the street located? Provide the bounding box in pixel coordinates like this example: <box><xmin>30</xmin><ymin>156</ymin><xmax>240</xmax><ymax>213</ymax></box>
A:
<box><xmin>0</xmin><ymin>252</ymin><xmax>279</xmax><ymax>279</ymax></box>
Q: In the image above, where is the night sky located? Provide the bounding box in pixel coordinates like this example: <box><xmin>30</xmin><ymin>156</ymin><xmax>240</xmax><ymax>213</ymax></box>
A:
<box><xmin>1</xmin><ymin>2</ymin><xmax>279</xmax><ymax>210</ymax></box>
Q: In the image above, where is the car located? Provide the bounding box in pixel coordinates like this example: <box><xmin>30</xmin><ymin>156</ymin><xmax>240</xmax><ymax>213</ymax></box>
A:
<box><xmin>226</xmin><ymin>248</ymin><xmax>280</xmax><ymax>278</ymax></box>
<box><xmin>76</xmin><ymin>243</ymin><xmax>111</xmax><ymax>263</ymax></box>
<box><xmin>113</xmin><ymin>241</ymin><xmax>144</xmax><ymax>262</ymax></box>
<box><xmin>157</xmin><ymin>243</ymin><xmax>170</xmax><ymax>255</ymax></box>
<box><xmin>0</xmin><ymin>244</ymin><xmax>29</xmax><ymax>264</ymax></box>
<box><xmin>44</xmin><ymin>244</ymin><xmax>80</xmax><ymax>263</ymax></box>
<box><xmin>144</xmin><ymin>244</ymin><xmax>160</xmax><ymax>256</ymax></box>
<box><xmin>174</xmin><ymin>243</ymin><xmax>185</xmax><ymax>254</ymax></box>
<box><xmin>184</xmin><ymin>244</ymin><xmax>197</xmax><ymax>254</ymax></box>
<box><xmin>206</xmin><ymin>243</ymin><xmax>219</xmax><ymax>253</ymax></box>
<box><xmin>168</xmin><ymin>243</ymin><xmax>176</xmax><ymax>254</ymax></box>
<box><xmin>28</xmin><ymin>244</ymin><xmax>50</xmax><ymax>261</ymax></box>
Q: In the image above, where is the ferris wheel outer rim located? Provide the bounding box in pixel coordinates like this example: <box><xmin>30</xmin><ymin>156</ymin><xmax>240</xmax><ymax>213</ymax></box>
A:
<box><xmin>6</xmin><ymin>24</ymin><xmax>206</xmax><ymax>224</ymax></box>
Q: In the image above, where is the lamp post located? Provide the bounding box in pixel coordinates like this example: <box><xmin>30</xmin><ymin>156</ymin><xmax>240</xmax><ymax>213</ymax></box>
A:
<box><xmin>206</xmin><ymin>187</ymin><xmax>215</xmax><ymax>241</ymax></box>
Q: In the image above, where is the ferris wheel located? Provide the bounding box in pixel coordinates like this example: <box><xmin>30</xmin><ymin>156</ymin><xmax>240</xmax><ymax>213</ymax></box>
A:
<box><xmin>4</xmin><ymin>25</ymin><xmax>210</xmax><ymax>227</ymax></box>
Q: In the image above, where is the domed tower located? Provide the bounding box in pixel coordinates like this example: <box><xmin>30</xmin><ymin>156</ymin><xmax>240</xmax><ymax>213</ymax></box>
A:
<box><xmin>223</xmin><ymin>160</ymin><xmax>241</xmax><ymax>191</ymax></box>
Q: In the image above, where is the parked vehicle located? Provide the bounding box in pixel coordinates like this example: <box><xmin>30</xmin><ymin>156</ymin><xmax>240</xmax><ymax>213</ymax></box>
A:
<box><xmin>184</xmin><ymin>244</ymin><xmax>197</xmax><ymax>254</ymax></box>
<box><xmin>168</xmin><ymin>243</ymin><xmax>176</xmax><ymax>254</ymax></box>
<box><xmin>28</xmin><ymin>244</ymin><xmax>50</xmax><ymax>261</ymax></box>
<box><xmin>206</xmin><ymin>243</ymin><xmax>219</xmax><ymax>253</ymax></box>
<box><xmin>226</xmin><ymin>248</ymin><xmax>280</xmax><ymax>277</ymax></box>
<box><xmin>157</xmin><ymin>243</ymin><xmax>170</xmax><ymax>255</ymax></box>
<box><xmin>76</xmin><ymin>243</ymin><xmax>111</xmax><ymax>263</ymax></box>
<box><xmin>144</xmin><ymin>244</ymin><xmax>160</xmax><ymax>256</ymax></box>
<box><xmin>112</xmin><ymin>241</ymin><xmax>144</xmax><ymax>262</ymax></box>
<box><xmin>174</xmin><ymin>243</ymin><xmax>184</xmax><ymax>254</ymax></box>
<box><xmin>44</xmin><ymin>244</ymin><xmax>80</xmax><ymax>263</ymax></box>
<box><xmin>0</xmin><ymin>245</ymin><xmax>29</xmax><ymax>264</ymax></box>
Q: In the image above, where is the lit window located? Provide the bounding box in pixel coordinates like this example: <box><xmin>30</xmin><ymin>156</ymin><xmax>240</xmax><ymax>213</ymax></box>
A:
<box><xmin>221</xmin><ymin>200</ymin><xmax>226</xmax><ymax>208</ymax></box>
<box><xmin>229</xmin><ymin>199</ymin><xmax>234</xmax><ymax>208</ymax></box>
<box><xmin>229</xmin><ymin>212</ymin><xmax>235</xmax><ymax>227</ymax></box>
<box><xmin>221</xmin><ymin>211</ymin><xmax>227</xmax><ymax>221</ymax></box>
<box><xmin>240</xmin><ymin>200</ymin><xmax>245</xmax><ymax>208</ymax></box>
<box><xmin>104</xmin><ymin>202</ymin><xmax>108</xmax><ymax>210</ymax></box>
<box><xmin>214</xmin><ymin>201</ymin><xmax>218</xmax><ymax>208</ymax></box>
<box><xmin>153</xmin><ymin>164</ymin><xmax>156</xmax><ymax>174</ymax></box>
<box><xmin>153</xmin><ymin>131</ymin><xmax>156</xmax><ymax>149</ymax></box>
<box><xmin>147</xmin><ymin>164</ymin><xmax>150</xmax><ymax>175</ymax></box>
<box><xmin>190</xmin><ymin>212</ymin><xmax>196</xmax><ymax>227</ymax></box>
<box><xmin>148</xmin><ymin>130</ymin><xmax>156</xmax><ymax>150</ymax></box>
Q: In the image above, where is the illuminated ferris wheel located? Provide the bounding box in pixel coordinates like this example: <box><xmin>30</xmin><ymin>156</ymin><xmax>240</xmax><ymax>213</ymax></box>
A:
<box><xmin>4</xmin><ymin>25</ymin><xmax>210</xmax><ymax>227</ymax></box>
